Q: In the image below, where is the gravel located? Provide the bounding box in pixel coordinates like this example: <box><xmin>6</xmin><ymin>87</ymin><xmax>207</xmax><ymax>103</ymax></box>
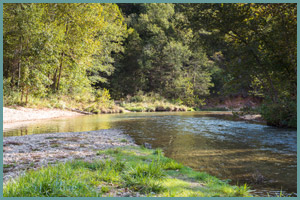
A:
<box><xmin>3</xmin><ymin>129</ymin><xmax>137</xmax><ymax>183</ymax></box>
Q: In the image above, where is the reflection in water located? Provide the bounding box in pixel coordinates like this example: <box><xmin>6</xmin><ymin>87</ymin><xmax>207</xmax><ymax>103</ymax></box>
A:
<box><xmin>3</xmin><ymin>112</ymin><xmax>297</xmax><ymax>196</ymax></box>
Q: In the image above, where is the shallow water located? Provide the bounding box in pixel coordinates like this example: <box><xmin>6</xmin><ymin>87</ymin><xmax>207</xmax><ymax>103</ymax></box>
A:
<box><xmin>3</xmin><ymin>111</ymin><xmax>297</xmax><ymax>196</ymax></box>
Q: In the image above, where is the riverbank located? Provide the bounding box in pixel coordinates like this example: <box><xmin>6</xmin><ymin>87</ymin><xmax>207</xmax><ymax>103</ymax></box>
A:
<box><xmin>3</xmin><ymin>129</ymin><xmax>135</xmax><ymax>182</ymax></box>
<box><xmin>3</xmin><ymin>107</ymin><xmax>84</xmax><ymax>124</ymax></box>
<box><xmin>3</xmin><ymin>107</ymin><xmax>85</xmax><ymax>131</ymax></box>
<box><xmin>3</xmin><ymin>106</ymin><xmax>263</xmax><ymax>128</ymax></box>
<box><xmin>3</xmin><ymin>129</ymin><xmax>251</xmax><ymax>197</ymax></box>
<box><xmin>2</xmin><ymin>106</ymin><xmax>188</xmax><ymax>132</ymax></box>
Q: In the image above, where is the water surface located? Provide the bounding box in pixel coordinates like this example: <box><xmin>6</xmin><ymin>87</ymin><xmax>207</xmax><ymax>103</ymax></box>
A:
<box><xmin>3</xmin><ymin>111</ymin><xmax>297</xmax><ymax>196</ymax></box>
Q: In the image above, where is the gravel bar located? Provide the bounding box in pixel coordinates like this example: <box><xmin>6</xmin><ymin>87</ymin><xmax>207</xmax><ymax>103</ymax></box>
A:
<box><xmin>3</xmin><ymin>129</ymin><xmax>137</xmax><ymax>183</ymax></box>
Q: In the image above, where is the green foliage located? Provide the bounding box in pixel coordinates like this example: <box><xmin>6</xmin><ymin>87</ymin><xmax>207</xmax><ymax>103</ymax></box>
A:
<box><xmin>184</xmin><ymin>3</ymin><xmax>296</xmax><ymax>127</ymax></box>
<box><xmin>95</xmin><ymin>88</ymin><xmax>112</xmax><ymax>107</ymax></box>
<box><xmin>120</xmin><ymin>92</ymin><xmax>191</xmax><ymax>112</ymax></box>
<box><xmin>161</xmin><ymin>159</ymin><xmax>184</xmax><ymax>170</ymax></box>
<box><xmin>153</xmin><ymin>148</ymin><xmax>163</xmax><ymax>156</ymax></box>
<box><xmin>101</xmin><ymin>186</ymin><xmax>110</xmax><ymax>193</ymax></box>
<box><xmin>109</xmin><ymin>3</ymin><xmax>213</xmax><ymax>102</ymax></box>
<box><xmin>181</xmin><ymin>81</ymin><xmax>206</xmax><ymax>107</ymax></box>
<box><xmin>199</xmin><ymin>107</ymin><xmax>229</xmax><ymax>111</ymax></box>
<box><xmin>260</xmin><ymin>99</ymin><xmax>297</xmax><ymax>128</ymax></box>
<box><xmin>4</xmin><ymin>3</ymin><xmax>128</xmax><ymax>103</ymax></box>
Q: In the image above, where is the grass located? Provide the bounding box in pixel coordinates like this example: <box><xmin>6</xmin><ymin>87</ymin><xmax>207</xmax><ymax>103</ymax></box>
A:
<box><xmin>196</xmin><ymin>107</ymin><xmax>229</xmax><ymax>111</ymax></box>
<box><xmin>118</xmin><ymin>92</ymin><xmax>193</xmax><ymax>112</ymax></box>
<box><xmin>50</xmin><ymin>143</ymin><xmax>60</xmax><ymax>148</ymax></box>
<box><xmin>120</xmin><ymin>96</ymin><xmax>191</xmax><ymax>113</ymax></box>
<box><xmin>4</xmin><ymin>91</ymin><xmax>194</xmax><ymax>114</ymax></box>
<box><xmin>3</xmin><ymin>164</ymin><xmax>15</xmax><ymax>168</ymax></box>
<box><xmin>121</xmin><ymin>101</ymin><xmax>190</xmax><ymax>113</ymax></box>
<box><xmin>4</xmin><ymin>91</ymin><xmax>124</xmax><ymax>114</ymax></box>
<box><xmin>3</xmin><ymin>146</ymin><xmax>252</xmax><ymax>197</ymax></box>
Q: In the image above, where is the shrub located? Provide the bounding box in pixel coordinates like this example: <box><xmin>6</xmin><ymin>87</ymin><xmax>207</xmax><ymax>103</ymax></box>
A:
<box><xmin>95</xmin><ymin>88</ymin><xmax>112</xmax><ymax>107</ymax></box>
<box><xmin>260</xmin><ymin>99</ymin><xmax>296</xmax><ymax>128</ymax></box>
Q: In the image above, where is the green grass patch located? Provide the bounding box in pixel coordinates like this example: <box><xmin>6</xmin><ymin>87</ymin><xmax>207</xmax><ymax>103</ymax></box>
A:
<box><xmin>198</xmin><ymin>107</ymin><xmax>229</xmax><ymax>111</ymax></box>
<box><xmin>50</xmin><ymin>143</ymin><xmax>60</xmax><ymax>148</ymax></box>
<box><xmin>3</xmin><ymin>164</ymin><xmax>15</xmax><ymax>168</ymax></box>
<box><xmin>119</xmin><ymin>92</ymin><xmax>192</xmax><ymax>113</ymax></box>
<box><xmin>4</xmin><ymin>146</ymin><xmax>252</xmax><ymax>197</ymax></box>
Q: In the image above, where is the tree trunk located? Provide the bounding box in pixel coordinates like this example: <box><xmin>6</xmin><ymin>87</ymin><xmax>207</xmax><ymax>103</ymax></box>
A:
<box><xmin>20</xmin><ymin>88</ymin><xmax>24</xmax><ymax>103</ymax></box>
<box><xmin>17</xmin><ymin>38</ymin><xmax>23</xmax><ymax>90</ymax></box>
<box><xmin>52</xmin><ymin>67</ymin><xmax>58</xmax><ymax>92</ymax></box>
<box><xmin>17</xmin><ymin>61</ymin><xmax>21</xmax><ymax>89</ymax></box>
<box><xmin>25</xmin><ymin>88</ymin><xmax>29</xmax><ymax>104</ymax></box>
<box><xmin>56</xmin><ymin>52</ymin><xmax>64</xmax><ymax>91</ymax></box>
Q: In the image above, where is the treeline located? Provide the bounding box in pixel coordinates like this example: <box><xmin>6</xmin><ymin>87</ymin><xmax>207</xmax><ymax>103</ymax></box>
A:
<box><xmin>4</xmin><ymin>3</ymin><xmax>128</xmax><ymax>102</ymax></box>
<box><xmin>3</xmin><ymin>3</ymin><xmax>297</xmax><ymax>127</ymax></box>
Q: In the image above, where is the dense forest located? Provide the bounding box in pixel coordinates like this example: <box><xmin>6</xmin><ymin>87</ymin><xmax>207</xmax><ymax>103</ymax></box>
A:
<box><xmin>3</xmin><ymin>3</ymin><xmax>297</xmax><ymax>128</ymax></box>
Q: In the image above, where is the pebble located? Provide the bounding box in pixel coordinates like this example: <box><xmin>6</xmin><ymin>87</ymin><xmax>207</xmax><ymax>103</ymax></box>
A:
<box><xmin>3</xmin><ymin>129</ymin><xmax>137</xmax><ymax>183</ymax></box>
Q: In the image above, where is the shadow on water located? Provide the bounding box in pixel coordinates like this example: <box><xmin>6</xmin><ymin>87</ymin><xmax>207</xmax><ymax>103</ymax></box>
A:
<box><xmin>3</xmin><ymin>111</ymin><xmax>297</xmax><ymax>197</ymax></box>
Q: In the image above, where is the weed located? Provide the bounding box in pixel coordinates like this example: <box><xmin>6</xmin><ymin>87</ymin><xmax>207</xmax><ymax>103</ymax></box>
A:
<box><xmin>101</xmin><ymin>186</ymin><xmax>110</xmax><ymax>193</ymax></box>
<box><xmin>3</xmin><ymin>164</ymin><xmax>15</xmax><ymax>168</ymax></box>
<box><xmin>31</xmin><ymin>148</ymin><xmax>40</xmax><ymax>151</ymax></box>
<box><xmin>50</xmin><ymin>143</ymin><xmax>60</xmax><ymax>148</ymax></box>
<box><xmin>45</xmin><ymin>137</ymin><xmax>60</xmax><ymax>140</ymax></box>
<box><xmin>234</xmin><ymin>184</ymin><xmax>250</xmax><ymax>197</ymax></box>
<box><xmin>120</xmin><ymin>139</ymin><xmax>128</xmax><ymax>143</ymax></box>
<box><xmin>153</xmin><ymin>148</ymin><xmax>163</xmax><ymax>156</ymax></box>
<box><xmin>161</xmin><ymin>159</ymin><xmax>184</xmax><ymax>170</ymax></box>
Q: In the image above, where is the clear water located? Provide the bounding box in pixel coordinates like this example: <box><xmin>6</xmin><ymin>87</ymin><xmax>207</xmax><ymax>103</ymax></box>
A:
<box><xmin>3</xmin><ymin>111</ymin><xmax>297</xmax><ymax>196</ymax></box>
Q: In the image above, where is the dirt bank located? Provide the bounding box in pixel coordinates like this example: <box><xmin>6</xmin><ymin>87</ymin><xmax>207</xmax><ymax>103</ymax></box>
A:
<box><xmin>204</xmin><ymin>95</ymin><xmax>263</xmax><ymax>110</ymax></box>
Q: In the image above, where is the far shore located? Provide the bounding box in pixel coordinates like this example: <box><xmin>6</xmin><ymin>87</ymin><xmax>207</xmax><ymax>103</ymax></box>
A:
<box><xmin>3</xmin><ymin>107</ymin><xmax>84</xmax><ymax>124</ymax></box>
<box><xmin>3</xmin><ymin>106</ymin><xmax>264</xmax><ymax>132</ymax></box>
<box><xmin>3</xmin><ymin>107</ymin><xmax>84</xmax><ymax>131</ymax></box>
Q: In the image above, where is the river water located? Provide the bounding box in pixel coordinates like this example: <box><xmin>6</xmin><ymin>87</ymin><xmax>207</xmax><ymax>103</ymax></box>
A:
<box><xmin>3</xmin><ymin>111</ymin><xmax>297</xmax><ymax>196</ymax></box>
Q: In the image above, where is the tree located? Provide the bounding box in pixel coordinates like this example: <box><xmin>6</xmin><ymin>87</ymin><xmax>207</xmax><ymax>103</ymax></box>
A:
<box><xmin>109</xmin><ymin>3</ymin><xmax>214</xmax><ymax>104</ymax></box>
<box><xmin>184</xmin><ymin>3</ymin><xmax>297</xmax><ymax>127</ymax></box>
<box><xmin>4</xmin><ymin>3</ymin><xmax>128</xmax><ymax>103</ymax></box>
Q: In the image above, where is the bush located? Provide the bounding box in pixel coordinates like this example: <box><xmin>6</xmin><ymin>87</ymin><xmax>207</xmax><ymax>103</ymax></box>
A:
<box><xmin>95</xmin><ymin>88</ymin><xmax>111</xmax><ymax>107</ymax></box>
<box><xmin>260</xmin><ymin>99</ymin><xmax>296</xmax><ymax>128</ymax></box>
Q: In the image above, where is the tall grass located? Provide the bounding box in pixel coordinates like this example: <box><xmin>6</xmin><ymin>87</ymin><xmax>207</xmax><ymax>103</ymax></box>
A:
<box><xmin>4</xmin><ymin>163</ymin><xmax>101</xmax><ymax>197</ymax></box>
<box><xmin>120</xmin><ymin>92</ymin><xmax>191</xmax><ymax>112</ymax></box>
<box><xmin>4</xmin><ymin>91</ymin><xmax>124</xmax><ymax>114</ymax></box>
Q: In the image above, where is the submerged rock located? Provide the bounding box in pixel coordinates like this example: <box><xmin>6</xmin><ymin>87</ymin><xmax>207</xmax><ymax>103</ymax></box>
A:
<box><xmin>142</xmin><ymin>142</ymin><xmax>152</xmax><ymax>149</ymax></box>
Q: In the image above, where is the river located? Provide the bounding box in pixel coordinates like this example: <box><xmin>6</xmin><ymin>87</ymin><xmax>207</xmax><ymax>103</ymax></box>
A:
<box><xmin>3</xmin><ymin>111</ymin><xmax>297</xmax><ymax>196</ymax></box>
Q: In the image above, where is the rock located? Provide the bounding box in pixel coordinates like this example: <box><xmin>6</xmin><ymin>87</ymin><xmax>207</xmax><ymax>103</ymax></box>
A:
<box><xmin>155</xmin><ymin>106</ymin><xmax>166</xmax><ymax>112</ymax></box>
<box><xmin>142</xmin><ymin>142</ymin><xmax>152</xmax><ymax>149</ymax></box>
